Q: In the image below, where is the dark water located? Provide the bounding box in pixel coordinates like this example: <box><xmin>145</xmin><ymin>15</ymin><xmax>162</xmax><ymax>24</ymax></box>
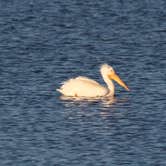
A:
<box><xmin>0</xmin><ymin>0</ymin><xmax>166</xmax><ymax>165</ymax></box>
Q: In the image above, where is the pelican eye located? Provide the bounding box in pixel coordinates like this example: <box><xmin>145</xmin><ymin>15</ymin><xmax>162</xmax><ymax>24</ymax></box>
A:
<box><xmin>109</xmin><ymin>69</ymin><xmax>113</xmax><ymax>73</ymax></box>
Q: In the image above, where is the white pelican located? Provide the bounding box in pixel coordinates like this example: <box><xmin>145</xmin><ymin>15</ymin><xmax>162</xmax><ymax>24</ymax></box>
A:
<box><xmin>57</xmin><ymin>64</ymin><xmax>129</xmax><ymax>97</ymax></box>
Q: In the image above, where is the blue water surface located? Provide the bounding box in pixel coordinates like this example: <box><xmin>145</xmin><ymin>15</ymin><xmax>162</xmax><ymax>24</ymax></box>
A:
<box><xmin>0</xmin><ymin>0</ymin><xmax>166</xmax><ymax>165</ymax></box>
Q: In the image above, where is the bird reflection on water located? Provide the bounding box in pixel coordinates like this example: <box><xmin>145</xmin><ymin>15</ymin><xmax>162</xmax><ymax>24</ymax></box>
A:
<box><xmin>59</xmin><ymin>95</ymin><xmax>129</xmax><ymax>119</ymax></box>
<box><xmin>60</xmin><ymin>95</ymin><xmax>128</xmax><ymax>108</ymax></box>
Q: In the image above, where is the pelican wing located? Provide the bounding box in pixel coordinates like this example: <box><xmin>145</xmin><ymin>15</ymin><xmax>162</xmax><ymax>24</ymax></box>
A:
<box><xmin>57</xmin><ymin>76</ymin><xmax>108</xmax><ymax>97</ymax></box>
<box><xmin>75</xmin><ymin>76</ymin><xmax>101</xmax><ymax>86</ymax></box>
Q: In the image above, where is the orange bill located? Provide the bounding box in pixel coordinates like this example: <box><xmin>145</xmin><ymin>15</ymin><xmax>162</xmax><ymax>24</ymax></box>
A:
<box><xmin>108</xmin><ymin>73</ymin><xmax>130</xmax><ymax>91</ymax></box>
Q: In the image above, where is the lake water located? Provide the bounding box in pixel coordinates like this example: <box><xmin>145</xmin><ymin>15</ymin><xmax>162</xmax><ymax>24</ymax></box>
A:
<box><xmin>0</xmin><ymin>0</ymin><xmax>166</xmax><ymax>165</ymax></box>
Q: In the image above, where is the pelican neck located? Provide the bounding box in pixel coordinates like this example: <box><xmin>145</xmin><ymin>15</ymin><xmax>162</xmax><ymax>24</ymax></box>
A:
<box><xmin>102</xmin><ymin>74</ymin><xmax>115</xmax><ymax>96</ymax></box>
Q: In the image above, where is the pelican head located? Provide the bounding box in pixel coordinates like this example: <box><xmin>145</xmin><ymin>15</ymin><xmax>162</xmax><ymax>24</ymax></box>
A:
<box><xmin>100</xmin><ymin>64</ymin><xmax>129</xmax><ymax>91</ymax></box>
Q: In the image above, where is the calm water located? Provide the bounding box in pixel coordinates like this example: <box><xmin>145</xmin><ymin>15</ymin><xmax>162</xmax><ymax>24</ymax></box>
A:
<box><xmin>0</xmin><ymin>0</ymin><xmax>166</xmax><ymax>165</ymax></box>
